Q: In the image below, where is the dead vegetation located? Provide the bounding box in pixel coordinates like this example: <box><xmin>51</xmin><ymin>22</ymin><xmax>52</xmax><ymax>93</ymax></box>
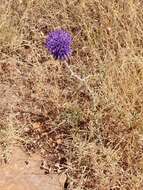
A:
<box><xmin>0</xmin><ymin>0</ymin><xmax>143</xmax><ymax>189</ymax></box>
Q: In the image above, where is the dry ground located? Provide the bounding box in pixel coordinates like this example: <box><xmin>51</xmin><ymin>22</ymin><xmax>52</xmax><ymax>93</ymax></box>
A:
<box><xmin>0</xmin><ymin>0</ymin><xmax>143</xmax><ymax>189</ymax></box>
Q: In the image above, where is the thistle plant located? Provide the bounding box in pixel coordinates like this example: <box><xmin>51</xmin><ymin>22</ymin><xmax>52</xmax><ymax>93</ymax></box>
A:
<box><xmin>45</xmin><ymin>29</ymin><xmax>72</xmax><ymax>60</ymax></box>
<box><xmin>45</xmin><ymin>29</ymin><xmax>96</xmax><ymax>106</ymax></box>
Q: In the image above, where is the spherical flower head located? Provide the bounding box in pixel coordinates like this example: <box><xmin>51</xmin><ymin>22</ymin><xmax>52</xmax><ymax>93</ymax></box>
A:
<box><xmin>45</xmin><ymin>29</ymin><xmax>72</xmax><ymax>60</ymax></box>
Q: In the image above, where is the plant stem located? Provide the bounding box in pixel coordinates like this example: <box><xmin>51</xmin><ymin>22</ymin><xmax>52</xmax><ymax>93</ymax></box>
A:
<box><xmin>64</xmin><ymin>61</ymin><xmax>96</xmax><ymax>108</ymax></box>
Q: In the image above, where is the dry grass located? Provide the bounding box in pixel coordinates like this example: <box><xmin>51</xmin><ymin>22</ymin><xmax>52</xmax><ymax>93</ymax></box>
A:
<box><xmin>0</xmin><ymin>0</ymin><xmax>143</xmax><ymax>189</ymax></box>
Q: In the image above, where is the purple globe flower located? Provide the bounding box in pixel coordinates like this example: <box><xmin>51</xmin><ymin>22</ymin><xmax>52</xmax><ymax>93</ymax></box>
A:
<box><xmin>45</xmin><ymin>29</ymin><xmax>72</xmax><ymax>60</ymax></box>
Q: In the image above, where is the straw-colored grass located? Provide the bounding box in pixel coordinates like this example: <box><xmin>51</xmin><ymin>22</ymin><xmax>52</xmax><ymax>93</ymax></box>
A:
<box><xmin>0</xmin><ymin>0</ymin><xmax>143</xmax><ymax>189</ymax></box>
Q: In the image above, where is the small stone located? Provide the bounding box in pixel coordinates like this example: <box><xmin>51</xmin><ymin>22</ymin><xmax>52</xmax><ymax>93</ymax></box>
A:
<box><xmin>57</xmin><ymin>139</ymin><xmax>62</xmax><ymax>145</ymax></box>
